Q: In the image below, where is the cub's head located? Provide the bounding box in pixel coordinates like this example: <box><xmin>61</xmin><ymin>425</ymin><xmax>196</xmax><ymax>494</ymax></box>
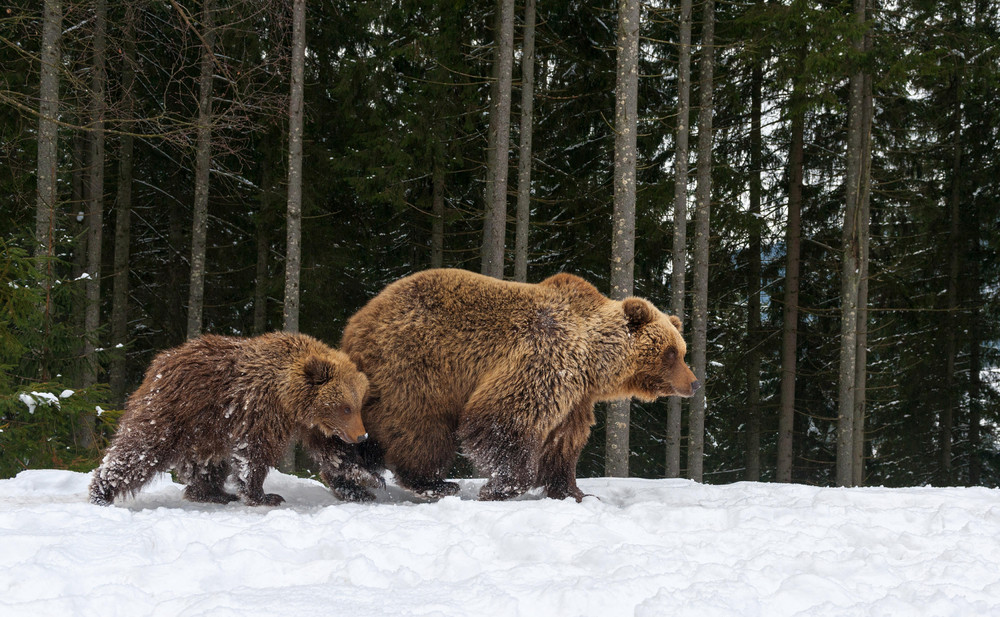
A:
<box><xmin>619</xmin><ymin>297</ymin><xmax>700</xmax><ymax>401</ymax></box>
<box><xmin>295</xmin><ymin>352</ymin><xmax>369</xmax><ymax>444</ymax></box>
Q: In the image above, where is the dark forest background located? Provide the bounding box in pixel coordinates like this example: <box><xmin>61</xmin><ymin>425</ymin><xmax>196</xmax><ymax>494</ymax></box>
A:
<box><xmin>2</xmin><ymin>0</ymin><xmax>998</xmax><ymax>488</ymax></box>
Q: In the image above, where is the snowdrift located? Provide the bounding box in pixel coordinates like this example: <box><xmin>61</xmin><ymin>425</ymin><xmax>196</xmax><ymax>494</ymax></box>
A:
<box><xmin>1</xmin><ymin>470</ymin><xmax>998</xmax><ymax>616</ymax></box>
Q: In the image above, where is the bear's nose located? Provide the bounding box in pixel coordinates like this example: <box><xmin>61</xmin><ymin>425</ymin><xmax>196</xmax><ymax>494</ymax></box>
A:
<box><xmin>356</xmin><ymin>433</ymin><xmax>369</xmax><ymax>444</ymax></box>
<box><xmin>690</xmin><ymin>380</ymin><xmax>702</xmax><ymax>393</ymax></box>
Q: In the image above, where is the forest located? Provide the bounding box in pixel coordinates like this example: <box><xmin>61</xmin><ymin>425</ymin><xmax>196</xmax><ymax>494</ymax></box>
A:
<box><xmin>1</xmin><ymin>0</ymin><xmax>998</xmax><ymax>489</ymax></box>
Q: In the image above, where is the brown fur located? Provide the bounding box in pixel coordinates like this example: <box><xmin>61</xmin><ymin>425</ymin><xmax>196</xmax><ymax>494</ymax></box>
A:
<box><xmin>89</xmin><ymin>332</ymin><xmax>369</xmax><ymax>507</ymax></box>
<box><xmin>315</xmin><ymin>268</ymin><xmax>699</xmax><ymax>502</ymax></box>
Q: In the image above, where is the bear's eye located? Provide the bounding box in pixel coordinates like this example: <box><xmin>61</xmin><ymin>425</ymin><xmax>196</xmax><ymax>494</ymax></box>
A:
<box><xmin>663</xmin><ymin>348</ymin><xmax>678</xmax><ymax>366</ymax></box>
<box><xmin>342</xmin><ymin>405</ymin><xmax>353</xmax><ymax>416</ymax></box>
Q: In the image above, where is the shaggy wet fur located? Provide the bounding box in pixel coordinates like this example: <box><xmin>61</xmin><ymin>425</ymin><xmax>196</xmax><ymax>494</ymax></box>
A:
<box><xmin>89</xmin><ymin>332</ymin><xmax>369</xmax><ymax>507</ymax></box>
<box><xmin>313</xmin><ymin>268</ymin><xmax>699</xmax><ymax>503</ymax></box>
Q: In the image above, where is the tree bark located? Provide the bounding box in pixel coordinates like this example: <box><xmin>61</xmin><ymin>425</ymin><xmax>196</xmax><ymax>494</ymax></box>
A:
<box><xmin>431</xmin><ymin>163</ymin><xmax>445</xmax><ymax>268</ymax></box>
<box><xmin>745</xmin><ymin>50</ymin><xmax>763</xmax><ymax>482</ymax></box>
<box><xmin>852</xmin><ymin>69</ymin><xmax>873</xmax><ymax>486</ymax></box>
<box><xmin>77</xmin><ymin>0</ymin><xmax>107</xmax><ymax>449</ymax></box>
<box><xmin>687</xmin><ymin>0</ymin><xmax>715</xmax><ymax>483</ymax></box>
<box><xmin>34</xmin><ymin>0</ymin><xmax>61</xmax><ymax>379</ymax></box>
<box><xmin>187</xmin><ymin>0</ymin><xmax>215</xmax><ymax>340</ymax></box>
<box><xmin>280</xmin><ymin>0</ymin><xmax>308</xmax><ymax>473</ymax></box>
<box><xmin>666</xmin><ymin>0</ymin><xmax>693</xmax><ymax>479</ymax></box>
<box><xmin>606</xmin><ymin>0</ymin><xmax>641</xmax><ymax>478</ymax></box>
<box><xmin>110</xmin><ymin>8</ymin><xmax>137</xmax><ymax>406</ymax></box>
<box><xmin>35</xmin><ymin>0</ymin><xmax>61</xmax><ymax>272</ymax></box>
<box><xmin>283</xmin><ymin>0</ymin><xmax>306</xmax><ymax>335</ymax></box>
<box><xmin>836</xmin><ymin>0</ymin><xmax>868</xmax><ymax>487</ymax></box>
<box><xmin>83</xmin><ymin>0</ymin><xmax>107</xmax><ymax>393</ymax></box>
<box><xmin>480</xmin><ymin>0</ymin><xmax>516</xmax><ymax>279</ymax></box>
<box><xmin>776</xmin><ymin>41</ymin><xmax>807</xmax><ymax>484</ymax></box>
<box><xmin>513</xmin><ymin>0</ymin><xmax>536</xmax><ymax>284</ymax></box>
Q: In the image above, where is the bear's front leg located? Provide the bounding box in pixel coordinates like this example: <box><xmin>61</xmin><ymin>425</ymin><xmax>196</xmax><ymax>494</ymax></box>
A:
<box><xmin>230</xmin><ymin>452</ymin><xmax>284</xmax><ymax>506</ymax></box>
<box><xmin>536</xmin><ymin>401</ymin><xmax>595</xmax><ymax>502</ymax></box>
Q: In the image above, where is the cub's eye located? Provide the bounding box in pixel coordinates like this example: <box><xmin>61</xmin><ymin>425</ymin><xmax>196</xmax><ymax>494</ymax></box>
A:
<box><xmin>342</xmin><ymin>405</ymin><xmax>353</xmax><ymax>415</ymax></box>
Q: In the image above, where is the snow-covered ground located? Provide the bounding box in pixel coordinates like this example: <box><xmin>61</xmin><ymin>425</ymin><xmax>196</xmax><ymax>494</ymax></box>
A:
<box><xmin>2</xmin><ymin>470</ymin><xmax>999</xmax><ymax>617</ymax></box>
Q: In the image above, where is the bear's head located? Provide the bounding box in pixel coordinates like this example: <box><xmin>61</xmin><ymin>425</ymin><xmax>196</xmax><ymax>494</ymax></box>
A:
<box><xmin>295</xmin><ymin>353</ymin><xmax>370</xmax><ymax>444</ymax></box>
<box><xmin>618</xmin><ymin>297</ymin><xmax>700</xmax><ymax>401</ymax></box>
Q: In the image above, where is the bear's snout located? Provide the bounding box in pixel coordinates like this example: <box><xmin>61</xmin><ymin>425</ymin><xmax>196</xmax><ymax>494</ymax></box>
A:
<box><xmin>356</xmin><ymin>432</ymin><xmax>369</xmax><ymax>444</ymax></box>
<box><xmin>691</xmin><ymin>379</ymin><xmax>702</xmax><ymax>393</ymax></box>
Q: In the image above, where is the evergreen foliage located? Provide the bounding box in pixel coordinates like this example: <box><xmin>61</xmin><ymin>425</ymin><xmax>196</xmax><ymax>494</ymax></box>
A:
<box><xmin>1</xmin><ymin>0</ymin><xmax>998</xmax><ymax>486</ymax></box>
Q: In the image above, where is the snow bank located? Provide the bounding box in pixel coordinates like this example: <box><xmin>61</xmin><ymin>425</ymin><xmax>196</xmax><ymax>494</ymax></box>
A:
<box><xmin>1</xmin><ymin>470</ymin><xmax>999</xmax><ymax>617</ymax></box>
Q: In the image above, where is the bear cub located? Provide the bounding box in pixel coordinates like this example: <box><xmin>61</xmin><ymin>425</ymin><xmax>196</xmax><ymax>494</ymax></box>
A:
<box><xmin>90</xmin><ymin>332</ymin><xmax>369</xmax><ymax>507</ymax></box>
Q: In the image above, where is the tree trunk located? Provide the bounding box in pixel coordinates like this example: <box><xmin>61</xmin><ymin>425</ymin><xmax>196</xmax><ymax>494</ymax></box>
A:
<box><xmin>666</xmin><ymin>0</ymin><xmax>693</xmax><ymax>479</ymax></box>
<box><xmin>78</xmin><ymin>0</ymin><xmax>107</xmax><ymax>449</ymax></box>
<box><xmin>34</xmin><ymin>0</ymin><xmax>61</xmax><ymax>380</ymax></box>
<box><xmin>431</xmin><ymin>163</ymin><xmax>445</xmax><ymax>268</ymax></box>
<box><xmin>283</xmin><ymin>0</ymin><xmax>306</xmax><ymax>334</ymax></box>
<box><xmin>605</xmin><ymin>0</ymin><xmax>641</xmax><ymax>478</ymax></box>
<box><xmin>745</xmin><ymin>51</ymin><xmax>763</xmax><ymax>482</ymax></box>
<box><xmin>776</xmin><ymin>41</ymin><xmax>806</xmax><ymax>484</ymax></box>
<box><xmin>835</xmin><ymin>0</ymin><xmax>868</xmax><ymax>487</ymax></box>
<box><xmin>480</xmin><ymin>0</ymin><xmax>516</xmax><ymax>279</ymax></box>
<box><xmin>513</xmin><ymin>0</ymin><xmax>536</xmax><ymax>283</ymax></box>
<box><xmin>83</xmin><ymin>0</ymin><xmax>107</xmax><ymax>391</ymax></box>
<box><xmin>852</xmin><ymin>69</ymin><xmax>873</xmax><ymax>486</ymax></box>
<box><xmin>687</xmin><ymin>0</ymin><xmax>714</xmax><ymax>483</ymax></box>
<box><xmin>280</xmin><ymin>0</ymin><xmax>307</xmax><ymax>474</ymax></box>
<box><xmin>35</xmin><ymin>0</ymin><xmax>60</xmax><ymax>275</ymax></box>
<box><xmin>187</xmin><ymin>0</ymin><xmax>215</xmax><ymax>340</ymax></box>
<box><xmin>110</xmin><ymin>9</ymin><xmax>137</xmax><ymax>406</ymax></box>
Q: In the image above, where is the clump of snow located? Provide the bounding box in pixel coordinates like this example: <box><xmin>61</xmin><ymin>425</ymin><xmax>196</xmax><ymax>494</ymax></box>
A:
<box><xmin>2</xmin><ymin>471</ymin><xmax>1000</xmax><ymax>616</ymax></box>
<box><xmin>17</xmin><ymin>391</ymin><xmax>61</xmax><ymax>414</ymax></box>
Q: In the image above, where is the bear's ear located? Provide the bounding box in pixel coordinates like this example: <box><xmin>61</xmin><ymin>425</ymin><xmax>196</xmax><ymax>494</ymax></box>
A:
<box><xmin>303</xmin><ymin>356</ymin><xmax>332</xmax><ymax>386</ymax></box>
<box><xmin>669</xmin><ymin>315</ymin><xmax>683</xmax><ymax>333</ymax></box>
<box><xmin>623</xmin><ymin>298</ymin><xmax>655</xmax><ymax>332</ymax></box>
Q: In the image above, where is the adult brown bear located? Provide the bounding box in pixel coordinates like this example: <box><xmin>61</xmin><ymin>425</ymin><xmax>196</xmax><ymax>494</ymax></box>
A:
<box><xmin>313</xmin><ymin>269</ymin><xmax>699</xmax><ymax>502</ymax></box>
<box><xmin>90</xmin><ymin>332</ymin><xmax>370</xmax><ymax>507</ymax></box>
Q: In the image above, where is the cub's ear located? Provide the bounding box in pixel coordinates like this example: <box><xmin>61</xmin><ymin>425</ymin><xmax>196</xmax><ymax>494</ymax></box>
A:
<box><xmin>303</xmin><ymin>356</ymin><xmax>332</xmax><ymax>386</ymax></box>
<box><xmin>623</xmin><ymin>297</ymin><xmax>656</xmax><ymax>331</ymax></box>
<box><xmin>669</xmin><ymin>315</ymin><xmax>683</xmax><ymax>333</ymax></box>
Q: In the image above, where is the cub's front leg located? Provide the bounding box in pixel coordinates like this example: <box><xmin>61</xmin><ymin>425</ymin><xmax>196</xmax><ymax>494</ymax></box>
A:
<box><xmin>230</xmin><ymin>447</ymin><xmax>284</xmax><ymax>506</ymax></box>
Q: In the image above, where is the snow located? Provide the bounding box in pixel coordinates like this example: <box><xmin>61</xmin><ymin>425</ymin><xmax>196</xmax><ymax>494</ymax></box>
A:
<box><xmin>17</xmin><ymin>391</ymin><xmax>61</xmax><ymax>414</ymax></box>
<box><xmin>2</xmin><ymin>471</ymin><xmax>1000</xmax><ymax>617</ymax></box>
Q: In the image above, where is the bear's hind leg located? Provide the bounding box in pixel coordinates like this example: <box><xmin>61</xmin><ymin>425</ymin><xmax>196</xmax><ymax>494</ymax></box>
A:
<box><xmin>89</xmin><ymin>428</ymin><xmax>172</xmax><ymax>506</ymax></box>
<box><xmin>178</xmin><ymin>460</ymin><xmax>238</xmax><ymax>504</ymax></box>
<box><xmin>383</xmin><ymin>415</ymin><xmax>460</xmax><ymax>500</ymax></box>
